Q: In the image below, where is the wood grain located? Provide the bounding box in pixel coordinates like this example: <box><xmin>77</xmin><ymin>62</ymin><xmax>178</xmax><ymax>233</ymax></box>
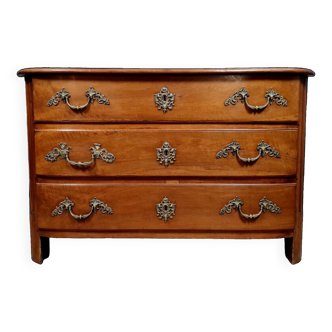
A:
<box><xmin>17</xmin><ymin>67</ymin><xmax>316</xmax><ymax>77</ymax></box>
<box><xmin>36</xmin><ymin>183</ymin><xmax>296</xmax><ymax>232</ymax></box>
<box><xmin>18</xmin><ymin>67</ymin><xmax>314</xmax><ymax>264</ymax></box>
<box><xmin>32</xmin><ymin>74</ymin><xmax>301</xmax><ymax>123</ymax></box>
<box><xmin>25</xmin><ymin>77</ymin><xmax>43</xmax><ymax>264</ymax></box>
<box><xmin>35</xmin><ymin>127</ymin><xmax>298</xmax><ymax>177</ymax></box>
<box><xmin>285</xmin><ymin>76</ymin><xmax>308</xmax><ymax>264</ymax></box>
<box><xmin>39</xmin><ymin>230</ymin><xmax>293</xmax><ymax>239</ymax></box>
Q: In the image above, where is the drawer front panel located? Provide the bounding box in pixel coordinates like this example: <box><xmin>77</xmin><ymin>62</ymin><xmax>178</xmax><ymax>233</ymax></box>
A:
<box><xmin>36</xmin><ymin>184</ymin><xmax>295</xmax><ymax>231</ymax></box>
<box><xmin>35</xmin><ymin>128</ymin><xmax>297</xmax><ymax>177</ymax></box>
<box><xmin>33</xmin><ymin>75</ymin><xmax>300</xmax><ymax>122</ymax></box>
<box><xmin>36</xmin><ymin>184</ymin><xmax>296</xmax><ymax>231</ymax></box>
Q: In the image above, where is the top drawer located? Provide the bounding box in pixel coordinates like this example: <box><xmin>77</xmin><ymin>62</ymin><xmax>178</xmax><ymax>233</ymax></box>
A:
<box><xmin>32</xmin><ymin>74</ymin><xmax>301</xmax><ymax>123</ymax></box>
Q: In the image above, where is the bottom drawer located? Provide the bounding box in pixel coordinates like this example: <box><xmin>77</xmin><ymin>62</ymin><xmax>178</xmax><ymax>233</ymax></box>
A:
<box><xmin>36</xmin><ymin>183</ymin><xmax>296</xmax><ymax>232</ymax></box>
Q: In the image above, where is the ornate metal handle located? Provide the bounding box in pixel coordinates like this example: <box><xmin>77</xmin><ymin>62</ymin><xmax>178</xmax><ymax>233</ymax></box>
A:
<box><xmin>225</xmin><ymin>87</ymin><xmax>287</xmax><ymax>111</ymax></box>
<box><xmin>47</xmin><ymin>87</ymin><xmax>110</xmax><ymax>110</ymax></box>
<box><xmin>216</xmin><ymin>140</ymin><xmax>280</xmax><ymax>163</ymax></box>
<box><xmin>220</xmin><ymin>196</ymin><xmax>281</xmax><ymax>220</ymax></box>
<box><xmin>52</xmin><ymin>197</ymin><xmax>113</xmax><ymax>220</ymax></box>
<box><xmin>45</xmin><ymin>143</ymin><xmax>115</xmax><ymax>167</ymax></box>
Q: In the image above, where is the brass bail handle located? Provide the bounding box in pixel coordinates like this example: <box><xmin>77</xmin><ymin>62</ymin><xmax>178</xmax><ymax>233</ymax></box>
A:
<box><xmin>52</xmin><ymin>197</ymin><xmax>113</xmax><ymax>221</ymax></box>
<box><xmin>225</xmin><ymin>87</ymin><xmax>287</xmax><ymax>111</ymax></box>
<box><xmin>220</xmin><ymin>196</ymin><xmax>281</xmax><ymax>220</ymax></box>
<box><xmin>216</xmin><ymin>140</ymin><xmax>280</xmax><ymax>163</ymax></box>
<box><xmin>47</xmin><ymin>87</ymin><xmax>110</xmax><ymax>110</ymax></box>
<box><xmin>45</xmin><ymin>143</ymin><xmax>116</xmax><ymax>167</ymax></box>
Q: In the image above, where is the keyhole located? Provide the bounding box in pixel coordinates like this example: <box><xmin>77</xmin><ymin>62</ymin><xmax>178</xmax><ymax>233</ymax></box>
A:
<box><xmin>163</xmin><ymin>94</ymin><xmax>167</xmax><ymax>101</ymax></box>
<box><xmin>164</xmin><ymin>149</ymin><xmax>168</xmax><ymax>156</ymax></box>
<box><xmin>164</xmin><ymin>205</ymin><xmax>168</xmax><ymax>211</ymax></box>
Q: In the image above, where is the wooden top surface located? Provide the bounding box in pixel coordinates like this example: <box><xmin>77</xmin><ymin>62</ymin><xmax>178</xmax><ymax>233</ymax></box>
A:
<box><xmin>17</xmin><ymin>67</ymin><xmax>315</xmax><ymax>77</ymax></box>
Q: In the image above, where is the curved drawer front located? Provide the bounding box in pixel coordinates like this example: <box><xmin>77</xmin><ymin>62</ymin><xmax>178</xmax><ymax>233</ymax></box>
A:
<box><xmin>32</xmin><ymin>74</ymin><xmax>301</xmax><ymax>123</ymax></box>
<box><xmin>36</xmin><ymin>183</ymin><xmax>296</xmax><ymax>231</ymax></box>
<box><xmin>35</xmin><ymin>127</ymin><xmax>297</xmax><ymax>177</ymax></box>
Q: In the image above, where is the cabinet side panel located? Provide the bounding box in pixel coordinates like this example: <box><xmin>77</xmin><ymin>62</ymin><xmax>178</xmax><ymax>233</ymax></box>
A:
<box><xmin>26</xmin><ymin>77</ymin><xmax>48</xmax><ymax>263</ymax></box>
<box><xmin>285</xmin><ymin>76</ymin><xmax>308</xmax><ymax>264</ymax></box>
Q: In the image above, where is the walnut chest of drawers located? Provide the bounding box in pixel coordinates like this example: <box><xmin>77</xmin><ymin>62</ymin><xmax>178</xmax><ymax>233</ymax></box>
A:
<box><xmin>18</xmin><ymin>67</ymin><xmax>315</xmax><ymax>264</ymax></box>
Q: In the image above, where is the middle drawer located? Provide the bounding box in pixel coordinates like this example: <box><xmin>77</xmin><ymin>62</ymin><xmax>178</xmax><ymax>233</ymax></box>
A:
<box><xmin>35</xmin><ymin>126</ymin><xmax>297</xmax><ymax>177</ymax></box>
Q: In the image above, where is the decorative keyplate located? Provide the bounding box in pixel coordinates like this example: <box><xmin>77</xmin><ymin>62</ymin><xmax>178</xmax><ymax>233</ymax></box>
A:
<box><xmin>154</xmin><ymin>87</ymin><xmax>175</xmax><ymax>114</ymax></box>
<box><xmin>156</xmin><ymin>197</ymin><xmax>176</xmax><ymax>222</ymax></box>
<box><xmin>156</xmin><ymin>141</ymin><xmax>177</xmax><ymax>167</ymax></box>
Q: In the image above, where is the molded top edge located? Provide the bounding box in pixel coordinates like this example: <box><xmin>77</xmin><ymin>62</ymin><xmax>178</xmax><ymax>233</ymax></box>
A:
<box><xmin>17</xmin><ymin>67</ymin><xmax>315</xmax><ymax>77</ymax></box>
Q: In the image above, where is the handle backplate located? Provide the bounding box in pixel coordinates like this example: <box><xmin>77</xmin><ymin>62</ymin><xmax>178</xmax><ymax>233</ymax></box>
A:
<box><xmin>45</xmin><ymin>143</ymin><xmax>115</xmax><ymax>167</ymax></box>
<box><xmin>52</xmin><ymin>197</ymin><xmax>113</xmax><ymax>220</ymax></box>
<box><xmin>47</xmin><ymin>87</ymin><xmax>110</xmax><ymax>110</ymax></box>
<box><xmin>225</xmin><ymin>87</ymin><xmax>287</xmax><ymax>111</ymax></box>
<box><xmin>220</xmin><ymin>196</ymin><xmax>281</xmax><ymax>220</ymax></box>
<box><xmin>216</xmin><ymin>140</ymin><xmax>280</xmax><ymax>163</ymax></box>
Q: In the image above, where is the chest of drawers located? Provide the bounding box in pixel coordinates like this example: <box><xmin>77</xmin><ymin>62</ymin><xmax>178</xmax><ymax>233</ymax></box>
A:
<box><xmin>18</xmin><ymin>67</ymin><xmax>314</xmax><ymax>264</ymax></box>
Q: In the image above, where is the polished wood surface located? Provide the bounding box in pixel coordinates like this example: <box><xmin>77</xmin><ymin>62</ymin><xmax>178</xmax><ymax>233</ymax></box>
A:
<box><xmin>25</xmin><ymin>77</ymin><xmax>49</xmax><ymax>263</ymax></box>
<box><xmin>39</xmin><ymin>230</ymin><xmax>293</xmax><ymax>239</ymax></box>
<box><xmin>35</xmin><ymin>126</ymin><xmax>298</xmax><ymax>177</ymax></box>
<box><xmin>36</xmin><ymin>183</ymin><xmax>296</xmax><ymax>231</ymax></box>
<box><xmin>17</xmin><ymin>67</ymin><xmax>316</xmax><ymax>77</ymax></box>
<box><xmin>18</xmin><ymin>67</ymin><xmax>313</xmax><ymax>264</ymax></box>
<box><xmin>32</xmin><ymin>75</ymin><xmax>301</xmax><ymax>122</ymax></box>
